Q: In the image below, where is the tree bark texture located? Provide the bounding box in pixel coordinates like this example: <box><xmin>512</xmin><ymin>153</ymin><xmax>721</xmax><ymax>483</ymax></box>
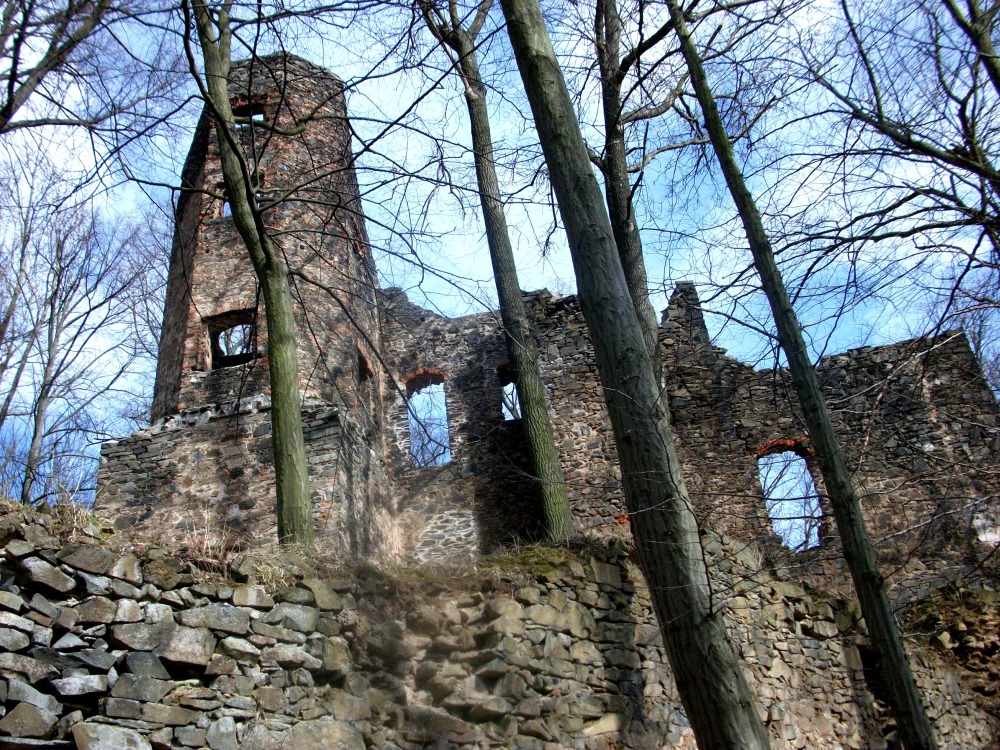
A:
<box><xmin>594</xmin><ymin>0</ymin><xmax>661</xmax><ymax>367</ymax></box>
<box><xmin>20</xmin><ymin>380</ymin><xmax>52</xmax><ymax>505</ymax></box>
<box><xmin>665</xmin><ymin>3</ymin><xmax>937</xmax><ymax>748</ymax></box>
<box><xmin>191</xmin><ymin>1</ymin><xmax>314</xmax><ymax>548</ymax></box>
<box><xmin>439</xmin><ymin>16</ymin><xmax>574</xmax><ymax>542</ymax></box>
<box><xmin>500</xmin><ymin>0</ymin><xmax>771</xmax><ymax>747</ymax></box>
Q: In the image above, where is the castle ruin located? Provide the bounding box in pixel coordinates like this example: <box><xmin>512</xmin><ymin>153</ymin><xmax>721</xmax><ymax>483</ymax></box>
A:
<box><xmin>97</xmin><ymin>55</ymin><xmax>1000</xmax><ymax>597</ymax></box>
<box><xmin>0</xmin><ymin>52</ymin><xmax>993</xmax><ymax>750</ymax></box>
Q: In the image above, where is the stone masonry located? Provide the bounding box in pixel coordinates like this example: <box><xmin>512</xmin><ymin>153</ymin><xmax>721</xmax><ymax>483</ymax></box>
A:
<box><xmin>97</xmin><ymin>54</ymin><xmax>999</xmax><ymax>598</ymax></box>
<box><xmin>0</xmin><ymin>501</ymin><xmax>996</xmax><ymax>749</ymax></box>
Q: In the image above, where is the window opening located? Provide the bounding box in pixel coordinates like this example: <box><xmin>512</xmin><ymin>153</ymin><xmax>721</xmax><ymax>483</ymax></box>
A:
<box><xmin>206</xmin><ymin>310</ymin><xmax>257</xmax><ymax>370</ymax></box>
<box><xmin>406</xmin><ymin>371</ymin><xmax>450</xmax><ymax>467</ymax></box>
<box><xmin>501</xmin><ymin>383</ymin><xmax>520</xmax><ymax>421</ymax></box>
<box><xmin>213</xmin><ymin>182</ymin><xmax>231</xmax><ymax>218</ymax></box>
<box><xmin>758</xmin><ymin>451</ymin><xmax>822</xmax><ymax>550</ymax></box>
<box><xmin>232</xmin><ymin>99</ymin><xmax>267</xmax><ymax>132</ymax></box>
<box><xmin>497</xmin><ymin>364</ymin><xmax>520</xmax><ymax>420</ymax></box>
<box><xmin>358</xmin><ymin>350</ymin><xmax>374</xmax><ymax>382</ymax></box>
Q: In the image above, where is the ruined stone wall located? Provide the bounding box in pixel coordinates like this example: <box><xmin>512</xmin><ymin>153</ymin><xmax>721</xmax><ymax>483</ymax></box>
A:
<box><xmin>379</xmin><ymin>289</ymin><xmax>539</xmax><ymax>561</ymax></box>
<box><xmin>379</xmin><ymin>287</ymin><xmax>653</xmax><ymax>561</ymax></box>
<box><xmin>527</xmin><ymin>291</ymin><xmax>630</xmax><ymax>533</ymax></box>
<box><xmin>0</xmin><ymin>503</ymin><xmax>994</xmax><ymax>750</ymax></box>
<box><xmin>116</xmin><ymin>272</ymin><xmax>1000</xmax><ymax>581</ymax></box>
<box><xmin>97</xmin><ymin>398</ymin><xmax>398</xmax><ymax>558</ymax></box>
<box><xmin>658</xmin><ymin>289</ymin><xmax>1000</xmax><ymax>595</ymax></box>
<box><xmin>378</xmin><ymin>285</ymin><xmax>998</xmax><ymax>580</ymax></box>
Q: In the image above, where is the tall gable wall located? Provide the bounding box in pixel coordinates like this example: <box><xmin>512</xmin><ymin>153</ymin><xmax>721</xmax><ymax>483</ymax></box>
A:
<box><xmin>378</xmin><ymin>285</ymin><xmax>999</xmax><ymax>587</ymax></box>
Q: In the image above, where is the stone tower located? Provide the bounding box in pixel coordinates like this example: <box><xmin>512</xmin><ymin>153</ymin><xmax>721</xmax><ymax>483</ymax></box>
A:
<box><xmin>152</xmin><ymin>54</ymin><xmax>382</xmax><ymax>433</ymax></box>
<box><xmin>98</xmin><ymin>55</ymin><xmax>396</xmax><ymax>552</ymax></box>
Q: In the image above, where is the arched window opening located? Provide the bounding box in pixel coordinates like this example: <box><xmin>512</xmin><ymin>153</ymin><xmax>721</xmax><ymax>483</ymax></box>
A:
<box><xmin>497</xmin><ymin>364</ymin><xmax>520</xmax><ymax>421</ymax></box>
<box><xmin>758</xmin><ymin>451</ymin><xmax>822</xmax><ymax>550</ymax></box>
<box><xmin>405</xmin><ymin>370</ymin><xmax>450</xmax><ymax>468</ymax></box>
<box><xmin>206</xmin><ymin>311</ymin><xmax>258</xmax><ymax>370</ymax></box>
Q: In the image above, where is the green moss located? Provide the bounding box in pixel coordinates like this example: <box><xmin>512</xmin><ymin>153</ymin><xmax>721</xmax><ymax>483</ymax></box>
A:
<box><xmin>479</xmin><ymin>544</ymin><xmax>570</xmax><ymax>579</ymax></box>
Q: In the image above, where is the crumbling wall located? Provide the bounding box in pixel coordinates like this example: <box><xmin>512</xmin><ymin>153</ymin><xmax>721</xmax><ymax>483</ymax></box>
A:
<box><xmin>382</xmin><ymin>284</ymin><xmax>998</xmax><ymax>576</ymax></box>
<box><xmin>106</xmin><ymin>278</ymin><xmax>1000</xmax><ymax>580</ymax></box>
<box><xmin>0</xmin><ymin>503</ymin><xmax>994</xmax><ymax>749</ymax></box>
<box><xmin>377</xmin><ymin>285</ymin><xmax>998</xmax><ymax>580</ymax></box>
<box><xmin>379</xmin><ymin>288</ymin><xmax>542</xmax><ymax>561</ymax></box>
<box><xmin>106</xmin><ymin>51</ymin><xmax>999</xmax><ymax>581</ymax></box>
<box><xmin>97</xmin><ymin>398</ymin><xmax>399</xmax><ymax>558</ymax></box>
<box><xmin>659</xmin><ymin>287</ymin><xmax>1000</xmax><ymax>595</ymax></box>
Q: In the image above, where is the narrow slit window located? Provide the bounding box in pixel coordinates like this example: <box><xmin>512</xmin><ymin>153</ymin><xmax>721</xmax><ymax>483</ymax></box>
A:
<box><xmin>407</xmin><ymin>375</ymin><xmax>450</xmax><ymax>468</ymax></box>
<box><xmin>758</xmin><ymin>451</ymin><xmax>822</xmax><ymax>550</ymax></box>
<box><xmin>497</xmin><ymin>364</ymin><xmax>520</xmax><ymax>420</ymax></box>
<box><xmin>358</xmin><ymin>350</ymin><xmax>374</xmax><ymax>382</ymax></box>
<box><xmin>215</xmin><ymin>182</ymin><xmax>231</xmax><ymax>218</ymax></box>
<box><xmin>501</xmin><ymin>383</ymin><xmax>521</xmax><ymax>421</ymax></box>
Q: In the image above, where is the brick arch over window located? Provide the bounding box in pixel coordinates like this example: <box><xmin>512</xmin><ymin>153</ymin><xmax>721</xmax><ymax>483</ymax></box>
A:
<box><xmin>755</xmin><ymin>436</ymin><xmax>816</xmax><ymax>460</ymax></box>
<box><xmin>754</xmin><ymin>436</ymin><xmax>823</xmax><ymax>550</ymax></box>
<box><xmin>403</xmin><ymin>367</ymin><xmax>448</xmax><ymax>396</ymax></box>
<box><xmin>402</xmin><ymin>368</ymin><xmax>451</xmax><ymax>467</ymax></box>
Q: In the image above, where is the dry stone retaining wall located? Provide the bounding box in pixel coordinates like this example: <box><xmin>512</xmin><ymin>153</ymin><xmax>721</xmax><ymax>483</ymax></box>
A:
<box><xmin>0</xmin><ymin>503</ymin><xmax>994</xmax><ymax>750</ymax></box>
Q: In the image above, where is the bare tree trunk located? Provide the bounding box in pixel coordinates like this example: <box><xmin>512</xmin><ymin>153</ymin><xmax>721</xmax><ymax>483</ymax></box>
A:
<box><xmin>0</xmin><ymin>319</ymin><xmax>40</xmax><ymax>432</ymax></box>
<box><xmin>500</xmin><ymin>0</ymin><xmax>771</xmax><ymax>746</ymax></box>
<box><xmin>594</xmin><ymin>0</ymin><xmax>660</xmax><ymax>366</ymax></box>
<box><xmin>188</xmin><ymin>0</ymin><xmax>313</xmax><ymax>548</ymax></box>
<box><xmin>20</xmin><ymin>383</ymin><xmax>52</xmax><ymax>505</ymax></box>
<box><xmin>423</xmin><ymin>0</ymin><xmax>574</xmax><ymax>541</ymax></box>
<box><xmin>666</xmin><ymin>3</ymin><xmax>937</xmax><ymax>748</ymax></box>
<box><xmin>21</xmin><ymin>287</ymin><xmax>58</xmax><ymax>505</ymax></box>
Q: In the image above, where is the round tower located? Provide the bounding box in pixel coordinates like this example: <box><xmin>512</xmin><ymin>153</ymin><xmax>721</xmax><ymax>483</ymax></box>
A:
<box><xmin>152</xmin><ymin>54</ymin><xmax>382</xmax><ymax>432</ymax></box>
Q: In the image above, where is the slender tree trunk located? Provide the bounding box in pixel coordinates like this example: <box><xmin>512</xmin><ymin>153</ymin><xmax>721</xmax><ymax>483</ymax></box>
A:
<box><xmin>0</xmin><ymin>322</ymin><xmax>40</xmax><ymax>432</ymax></box>
<box><xmin>440</xmin><ymin>18</ymin><xmax>573</xmax><ymax>542</ymax></box>
<box><xmin>259</xmin><ymin>261</ymin><xmax>314</xmax><ymax>546</ymax></box>
<box><xmin>595</xmin><ymin>0</ymin><xmax>660</xmax><ymax>366</ymax></box>
<box><xmin>20</xmin><ymin>386</ymin><xmax>51</xmax><ymax>505</ymax></box>
<box><xmin>666</xmin><ymin>3</ymin><xmax>937</xmax><ymax>748</ymax></box>
<box><xmin>190</xmin><ymin>0</ymin><xmax>314</xmax><ymax>547</ymax></box>
<box><xmin>0</xmin><ymin>244</ymin><xmax>36</xmax><ymax>426</ymax></box>
<box><xmin>21</xmin><ymin>305</ymin><xmax>57</xmax><ymax>506</ymax></box>
<box><xmin>500</xmin><ymin>0</ymin><xmax>771</xmax><ymax>746</ymax></box>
